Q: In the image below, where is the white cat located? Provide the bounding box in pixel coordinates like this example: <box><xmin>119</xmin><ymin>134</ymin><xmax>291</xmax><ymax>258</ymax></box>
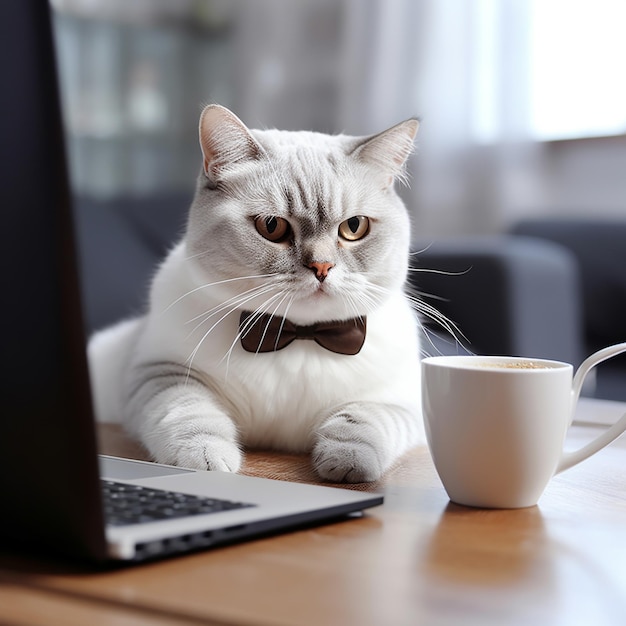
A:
<box><xmin>88</xmin><ymin>104</ymin><xmax>424</xmax><ymax>483</ymax></box>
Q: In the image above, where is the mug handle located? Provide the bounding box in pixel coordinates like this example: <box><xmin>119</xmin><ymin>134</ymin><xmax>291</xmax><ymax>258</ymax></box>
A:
<box><xmin>557</xmin><ymin>342</ymin><xmax>626</xmax><ymax>474</ymax></box>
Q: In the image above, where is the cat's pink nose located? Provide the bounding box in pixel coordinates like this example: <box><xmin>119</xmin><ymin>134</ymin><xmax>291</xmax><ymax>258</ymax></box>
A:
<box><xmin>307</xmin><ymin>261</ymin><xmax>334</xmax><ymax>283</ymax></box>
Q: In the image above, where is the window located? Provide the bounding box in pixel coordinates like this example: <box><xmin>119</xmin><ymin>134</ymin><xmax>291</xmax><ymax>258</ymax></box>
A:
<box><xmin>529</xmin><ymin>0</ymin><xmax>626</xmax><ymax>140</ymax></box>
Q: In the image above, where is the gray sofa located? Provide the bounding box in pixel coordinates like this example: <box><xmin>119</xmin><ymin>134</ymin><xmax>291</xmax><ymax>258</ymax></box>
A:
<box><xmin>75</xmin><ymin>191</ymin><xmax>191</xmax><ymax>334</ymax></box>
<box><xmin>74</xmin><ymin>193</ymin><xmax>625</xmax><ymax>401</ymax></box>
<box><xmin>511</xmin><ymin>219</ymin><xmax>626</xmax><ymax>400</ymax></box>
<box><xmin>410</xmin><ymin>235</ymin><xmax>583</xmax><ymax>367</ymax></box>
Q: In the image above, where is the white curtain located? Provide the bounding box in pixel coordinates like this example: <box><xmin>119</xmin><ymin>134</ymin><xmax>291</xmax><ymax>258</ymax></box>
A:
<box><xmin>405</xmin><ymin>0</ymin><xmax>542</xmax><ymax>238</ymax></box>
<box><xmin>54</xmin><ymin>0</ymin><xmax>626</xmax><ymax>221</ymax></box>
<box><xmin>232</xmin><ymin>0</ymin><xmax>424</xmax><ymax>135</ymax></box>
<box><xmin>231</xmin><ymin>0</ymin><xmax>542</xmax><ymax>239</ymax></box>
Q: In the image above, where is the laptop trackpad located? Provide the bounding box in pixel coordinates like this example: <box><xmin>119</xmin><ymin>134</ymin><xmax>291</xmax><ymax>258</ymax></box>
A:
<box><xmin>99</xmin><ymin>456</ymin><xmax>194</xmax><ymax>480</ymax></box>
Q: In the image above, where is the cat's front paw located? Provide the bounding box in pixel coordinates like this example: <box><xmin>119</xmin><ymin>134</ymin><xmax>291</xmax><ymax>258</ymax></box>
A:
<box><xmin>157</xmin><ymin>434</ymin><xmax>242</xmax><ymax>473</ymax></box>
<box><xmin>312</xmin><ymin>412</ymin><xmax>384</xmax><ymax>483</ymax></box>
<box><xmin>179</xmin><ymin>434</ymin><xmax>242</xmax><ymax>472</ymax></box>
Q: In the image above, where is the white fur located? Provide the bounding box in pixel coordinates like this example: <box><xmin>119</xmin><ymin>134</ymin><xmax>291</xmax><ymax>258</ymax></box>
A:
<box><xmin>88</xmin><ymin>105</ymin><xmax>424</xmax><ymax>483</ymax></box>
<box><xmin>88</xmin><ymin>318</ymin><xmax>142</xmax><ymax>424</ymax></box>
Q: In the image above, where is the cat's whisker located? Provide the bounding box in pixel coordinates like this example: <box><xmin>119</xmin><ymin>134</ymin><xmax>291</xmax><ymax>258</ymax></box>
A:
<box><xmin>367</xmin><ymin>280</ymin><xmax>467</xmax><ymax>348</ymax></box>
<box><xmin>185</xmin><ymin>283</ymin><xmax>278</xmax><ymax>334</ymax></box>
<box><xmin>362</xmin><ymin>283</ymin><xmax>395</xmax><ymax>311</ymax></box>
<box><xmin>364</xmin><ymin>289</ymin><xmax>387</xmax><ymax>310</ymax></box>
<box><xmin>342</xmin><ymin>290</ymin><xmax>371</xmax><ymax>323</ymax></box>
<box><xmin>405</xmin><ymin>287</ymin><xmax>449</xmax><ymax>303</ymax></box>
<box><xmin>408</xmin><ymin>296</ymin><xmax>457</xmax><ymax>331</ymax></box>
<box><xmin>409</xmin><ymin>244</ymin><xmax>433</xmax><ymax>256</ymax></box>
<box><xmin>238</xmin><ymin>292</ymin><xmax>289</xmax><ymax>351</ymax></box>
<box><xmin>418</xmin><ymin>323</ymin><xmax>449</xmax><ymax>358</ymax></box>
<box><xmin>160</xmin><ymin>273</ymin><xmax>280</xmax><ymax>315</ymax></box>
<box><xmin>231</xmin><ymin>291</ymin><xmax>293</xmax><ymax>360</ymax></box>
<box><xmin>408</xmin><ymin>295</ymin><xmax>468</xmax><ymax>347</ymax></box>
<box><xmin>267</xmin><ymin>292</ymin><xmax>294</xmax><ymax>353</ymax></box>
<box><xmin>185</xmin><ymin>288</ymin><xmax>284</xmax><ymax>365</ymax></box>
<box><xmin>407</xmin><ymin>266</ymin><xmax>471</xmax><ymax>277</ymax></box>
<box><xmin>281</xmin><ymin>293</ymin><xmax>296</xmax><ymax>325</ymax></box>
<box><xmin>220</xmin><ymin>290</ymin><xmax>292</xmax><ymax>374</ymax></box>
<box><xmin>418</xmin><ymin>324</ymin><xmax>475</xmax><ymax>359</ymax></box>
<box><xmin>185</xmin><ymin>282</ymin><xmax>273</xmax><ymax>323</ymax></box>
<box><xmin>340</xmin><ymin>292</ymin><xmax>362</xmax><ymax>322</ymax></box>
<box><xmin>184</xmin><ymin>289</ymin><xmax>278</xmax><ymax>344</ymax></box>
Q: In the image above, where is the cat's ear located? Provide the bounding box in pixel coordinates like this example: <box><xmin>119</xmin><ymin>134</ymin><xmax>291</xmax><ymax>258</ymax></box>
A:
<box><xmin>199</xmin><ymin>104</ymin><xmax>263</xmax><ymax>187</ymax></box>
<box><xmin>351</xmin><ymin>118</ymin><xmax>419</xmax><ymax>188</ymax></box>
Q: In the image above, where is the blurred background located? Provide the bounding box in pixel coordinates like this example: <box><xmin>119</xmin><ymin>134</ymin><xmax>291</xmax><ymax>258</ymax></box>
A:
<box><xmin>48</xmin><ymin>0</ymin><xmax>625</xmax><ymax>398</ymax></box>
<box><xmin>51</xmin><ymin>0</ymin><xmax>626</xmax><ymax>239</ymax></box>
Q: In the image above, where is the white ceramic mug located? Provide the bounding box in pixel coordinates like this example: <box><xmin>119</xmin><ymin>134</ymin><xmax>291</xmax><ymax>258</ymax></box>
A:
<box><xmin>422</xmin><ymin>343</ymin><xmax>626</xmax><ymax>508</ymax></box>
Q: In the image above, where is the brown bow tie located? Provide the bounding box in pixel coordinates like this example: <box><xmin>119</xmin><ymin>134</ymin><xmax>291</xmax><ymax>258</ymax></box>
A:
<box><xmin>239</xmin><ymin>311</ymin><xmax>366</xmax><ymax>355</ymax></box>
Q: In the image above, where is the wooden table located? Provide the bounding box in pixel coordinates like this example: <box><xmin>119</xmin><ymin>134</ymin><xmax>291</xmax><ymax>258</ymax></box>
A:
<box><xmin>2</xmin><ymin>398</ymin><xmax>625</xmax><ymax>626</ymax></box>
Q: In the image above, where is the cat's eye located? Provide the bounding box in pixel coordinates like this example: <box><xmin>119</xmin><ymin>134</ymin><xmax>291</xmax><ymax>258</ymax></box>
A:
<box><xmin>254</xmin><ymin>216</ymin><xmax>291</xmax><ymax>243</ymax></box>
<box><xmin>338</xmin><ymin>216</ymin><xmax>370</xmax><ymax>241</ymax></box>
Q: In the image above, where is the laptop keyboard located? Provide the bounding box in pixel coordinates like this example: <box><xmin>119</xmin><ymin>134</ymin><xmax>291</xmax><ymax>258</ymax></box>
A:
<box><xmin>102</xmin><ymin>480</ymin><xmax>255</xmax><ymax>527</ymax></box>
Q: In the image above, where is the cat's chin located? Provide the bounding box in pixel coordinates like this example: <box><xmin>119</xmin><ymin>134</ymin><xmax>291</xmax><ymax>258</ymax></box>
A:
<box><xmin>285</xmin><ymin>294</ymin><xmax>366</xmax><ymax>326</ymax></box>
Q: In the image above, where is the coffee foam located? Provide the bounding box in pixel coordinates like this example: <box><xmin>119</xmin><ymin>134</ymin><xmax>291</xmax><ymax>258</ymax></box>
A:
<box><xmin>476</xmin><ymin>361</ymin><xmax>550</xmax><ymax>370</ymax></box>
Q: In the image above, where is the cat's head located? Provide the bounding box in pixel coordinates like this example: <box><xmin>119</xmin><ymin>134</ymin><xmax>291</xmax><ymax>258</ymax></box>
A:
<box><xmin>185</xmin><ymin>104</ymin><xmax>418</xmax><ymax>325</ymax></box>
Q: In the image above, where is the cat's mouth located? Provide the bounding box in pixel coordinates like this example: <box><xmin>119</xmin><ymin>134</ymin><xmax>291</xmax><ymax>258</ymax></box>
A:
<box><xmin>311</xmin><ymin>280</ymin><xmax>332</xmax><ymax>297</ymax></box>
<box><xmin>291</xmin><ymin>280</ymin><xmax>333</xmax><ymax>308</ymax></box>
<box><xmin>311</xmin><ymin>289</ymin><xmax>328</xmax><ymax>301</ymax></box>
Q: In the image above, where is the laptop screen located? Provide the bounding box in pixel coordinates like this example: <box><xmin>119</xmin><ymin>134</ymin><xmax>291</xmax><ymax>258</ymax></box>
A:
<box><xmin>0</xmin><ymin>0</ymin><xmax>107</xmax><ymax>559</ymax></box>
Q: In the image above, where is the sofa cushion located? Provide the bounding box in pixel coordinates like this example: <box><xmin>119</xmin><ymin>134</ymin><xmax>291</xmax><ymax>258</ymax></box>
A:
<box><xmin>73</xmin><ymin>192</ymin><xmax>192</xmax><ymax>333</ymax></box>
<box><xmin>511</xmin><ymin>219</ymin><xmax>626</xmax><ymax>350</ymax></box>
<box><xmin>411</xmin><ymin>235</ymin><xmax>584</xmax><ymax>366</ymax></box>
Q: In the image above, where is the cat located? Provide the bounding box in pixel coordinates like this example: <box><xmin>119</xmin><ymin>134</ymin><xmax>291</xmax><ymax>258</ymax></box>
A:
<box><xmin>88</xmin><ymin>103</ymin><xmax>425</xmax><ymax>483</ymax></box>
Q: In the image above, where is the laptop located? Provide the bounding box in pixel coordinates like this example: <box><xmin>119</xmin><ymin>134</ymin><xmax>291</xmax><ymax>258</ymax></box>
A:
<box><xmin>0</xmin><ymin>0</ymin><xmax>383</xmax><ymax>563</ymax></box>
